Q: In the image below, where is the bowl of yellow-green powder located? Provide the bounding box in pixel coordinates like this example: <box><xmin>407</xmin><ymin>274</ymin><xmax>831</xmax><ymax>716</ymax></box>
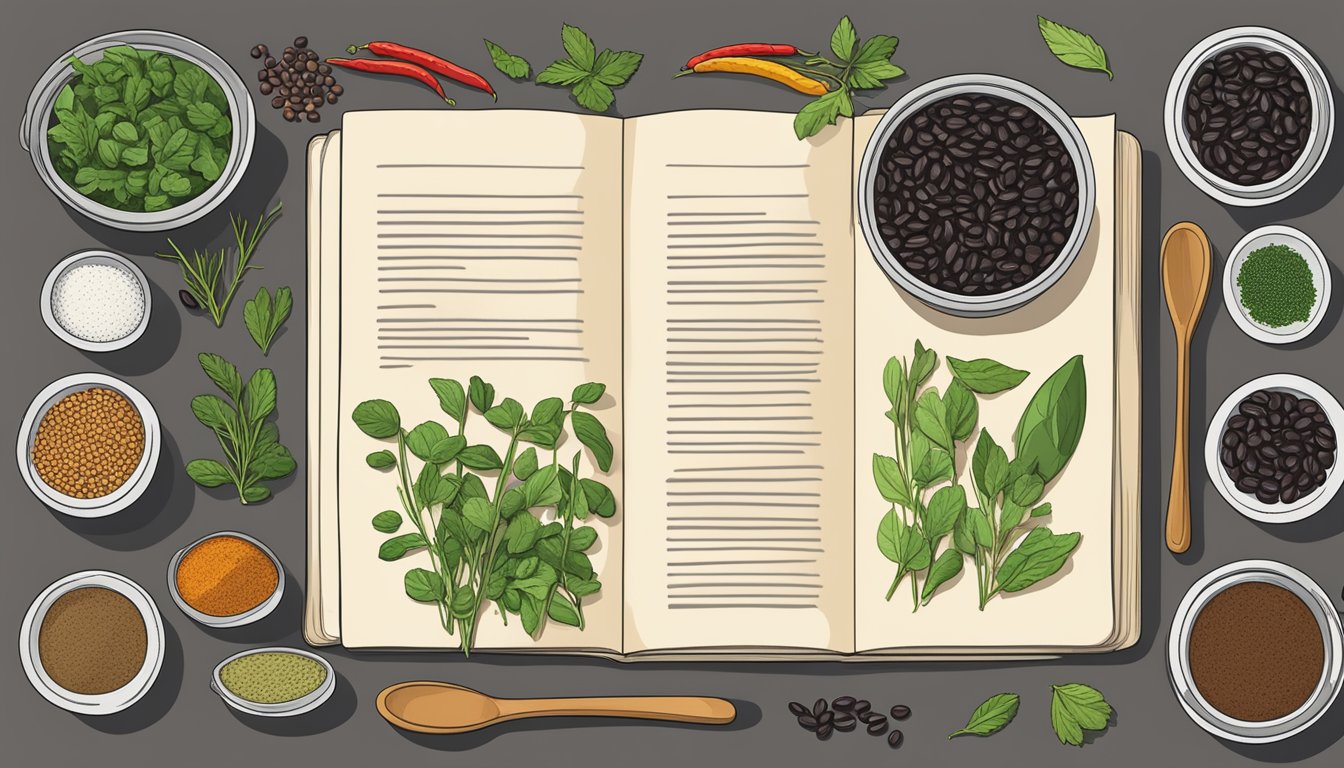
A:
<box><xmin>211</xmin><ymin>647</ymin><xmax>333</xmax><ymax>717</ymax></box>
<box><xmin>1224</xmin><ymin>225</ymin><xmax>1330</xmax><ymax>344</ymax></box>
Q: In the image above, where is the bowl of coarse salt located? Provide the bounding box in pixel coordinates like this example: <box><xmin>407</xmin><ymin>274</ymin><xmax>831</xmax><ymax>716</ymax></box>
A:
<box><xmin>41</xmin><ymin>250</ymin><xmax>151</xmax><ymax>352</ymax></box>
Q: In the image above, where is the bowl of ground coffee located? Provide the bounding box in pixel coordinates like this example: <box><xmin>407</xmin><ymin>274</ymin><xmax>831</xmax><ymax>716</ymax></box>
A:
<box><xmin>1169</xmin><ymin>560</ymin><xmax>1343</xmax><ymax>743</ymax></box>
<box><xmin>857</xmin><ymin>74</ymin><xmax>1095</xmax><ymax>317</ymax></box>
<box><xmin>20</xmin><ymin>570</ymin><xmax>165</xmax><ymax>715</ymax></box>
<box><xmin>1164</xmin><ymin>27</ymin><xmax>1333</xmax><ymax>207</ymax></box>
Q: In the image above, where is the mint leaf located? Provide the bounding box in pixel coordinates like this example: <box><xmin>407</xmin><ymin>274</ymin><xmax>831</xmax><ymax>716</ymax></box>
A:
<box><xmin>1037</xmin><ymin>16</ymin><xmax>1113</xmax><ymax>79</ymax></box>
<box><xmin>536</xmin><ymin>60</ymin><xmax>590</xmax><ymax>85</ymax></box>
<box><xmin>1050</xmin><ymin>683</ymin><xmax>1112</xmax><ymax>746</ymax></box>
<box><xmin>949</xmin><ymin>693</ymin><xmax>1020</xmax><ymax>739</ymax></box>
<box><xmin>560</xmin><ymin>23</ymin><xmax>597</xmax><ymax>70</ymax></box>
<box><xmin>592</xmin><ymin>49</ymin><xmax>643</xmax><ymax>86</ymax></box>
<box><xmin>793</xmin><ymin>88</ymin><xmax>850</xmax><ymax>140</ymax></box>
<box><xmin>572</xmin><ymin>77</ymin><xmax>615</xmax><ymax>112</ymax></box>
<box><xmin>484</xmin><ymin>39</ymin><xmax>530</xmax><ymax>79</ymax></box>
<box><xmin>831</xmin><ymin>16</ymin><xmax>858</xmax><ymax>61</ymax></box>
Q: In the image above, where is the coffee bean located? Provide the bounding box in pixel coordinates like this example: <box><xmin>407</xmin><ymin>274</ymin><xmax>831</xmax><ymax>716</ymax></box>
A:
<box><xmin>788</xmin><ymin>701</ymin><xmax>808</xmax><ymax>717</ymax></box>
<box><xmin>813</xmin><ymin>698</ymin><xmax>828</xmax><ymax>717</ymax></box>
<box><xmin>853</xmin><ymin>699</ymin><xmax>872</xmax><ymax>716</ymax></box>
<box><xmin>890</xmin><ymin>704</ymin><xmax>911</xmax><ymax>720</ymax></box>
<box><xmin>834</xmin><ymin>713</ymin><xmax>856</xmax><ymax>731</ymax></box>
<box><xmin>798</xmin><ymin>713</ymin><xmax>819</xmax><ymax>731</ymax></box>
<box><xmin>816</xmin><ymin>723</ymin><xmax>833</xmax><ymax>740</ymax></box>
<box><xmin>832</xmin><ymin>696</ymin><xmax>856</xmax><ymax>711</ymax></box>
<box><xmin>294</xmin><ymin>36</ymin><xmax>308</xmax><ymax>48</ymax></box>
<box><xmin>866</xmin><ymin>719</ymin><xmax>888</xmax><ymax>736</ymax></box>
<box><xmin>1221</xmin><ymin>388</ymin><xmax>1333</xmax><ymax>503</ymax></box>
<box><xmin>179</xmin><ymin>289</ymin><xmax>200</xmax><ymax>309</ymax></box>
<box><xmin>888</xmin><ymin>729</ymin><xmax>905</xmax><ymax>748</ymax></box>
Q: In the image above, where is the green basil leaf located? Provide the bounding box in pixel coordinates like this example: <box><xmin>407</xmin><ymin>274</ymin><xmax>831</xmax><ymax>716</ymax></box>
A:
<box><xmin>484</xmin><ymin>39</ymin><xmax>531</xmax><ymax>79</ymax></box>
<box><xmin>882</xmin><ymin>356</ymin><xmax>906</xmax><ymax>409</ymax></box>
<box><xmin>428</xmin><ymin>435</ymin><xmax>467</xmax><ymax>465</ymax></box>
<box><xmin>949</xmin><ymin>693</ymin><xmax>1020</xmax><ymax>738</ymax></box>
<box><xmin>569</xmin><ymin>526</ymin><xmax>598</xmax><ymax>551</ymax></box>
<box><xmin>249</xmin><ymin>441</ymin><xmax>295</xmax><ymax>480</ymax></box>
<box><xmin>952</xmin><ymin>508</ymin><xmax>978</xmax><ymax>555</ymax></box>
<box><xmin>571</xmin><ymin>410</ymin><xmax>613</xmax><ymax>471</ymax></box>
<box><xmin>972</xmin><ymin>429</ymin><xmax>1009</xmax><ymax>500</ymax></box>
<box><xmin>1037</xmin><ymin>16</ymin><xmax>1113</xmax><ymax>79</ymax></box>
<box><xmin>531</xmin><ymin>397</ymin><xmax>565</xmax><ymax>426</ymax></box>
<box><xmin>467</xmin><ymin>375</ymin><xmax>495</xmax><ymax>413</ymax></box>
<box><xmin>560</xmin><ymin>23</ymin><xmax>597</xmax><ymax>70</ymax></box>
<box><xmin>462</xmin><ymin>497</ymin><xmax>497</xmax><ymax>533</ymax></box>
<box><xmin>240</xmin><ymin>484</ymin><xmax>271</xmax><ymax>504</ymax></box>
<box><xmin>947</xmin><ymin>356</ymin><xmax>1030</xmax><ymax>394</ymax></box>
<box><xmin>1014</xmin><ymin>355</ymin><xmax>1086</xmax><ymax>483</ymax></box>
<box><xmin>831</xmin><ymin>16</ymin><xmax>858</xmax><ymax>61</ymax></box>
<box><xmin>366</xmin><ymin>449</ymin><xmax>396</xmax><ymax>469</ymax></box>
<box><xmin>579</xmin><ymin>478</ymin><xmax>617</xmax><ymax>518</ymax></box>
<box><xmin>498</xmin><ymin>487</ymin><xmax>526</xmax><ymax>519</ymax></box>
<box><xmin>970</xmin><ymin>507</ymin><xmax>994</xmax><ymax>550</ymax></box>
<box><xmin>450</xmin><ymin>585</ymin><xmax>476</xmax><ymax>618</ymax></box>
<box><xmin>372</xmin><ymin>510</ymin><xmax>402</xmax><ymax>533</ymax></box>
<box><xmin>244</xmin><ymin>368</ymin><xmax>277</xmax><ymax>423</ymax></box>
<box><xmin>506</xmin><ymin>512</ymin><xmax>542</xmax><ymax>554</ymax></box>
<box><xmin>406</xmin><ymin>421</ymin><xmax>451</xmax><ymax>461</ymax></box>
<box><xmin>513</xmin><ymin>447</ymin><xmax>539</xmax><ymax>481</ymax></box>
<box><xmin>191</xmin><ymin>394</ymin><xmax>235</xmax><ymax>431</ymax></box>
<box><xmin>458</xmin><ymin>444</ymin><xmax>504</xmax><ymax>471</ymax></box>
<box><xmin>571</xmin><ymin>382</ymin><xmax>606</xmax><ymax>405</ymax></box>
<box><xmin>921</xmin><ymin>549</ymin><xmax>963</xmax><ymax>603</ymax></box>
<box><xmin>572</xmin><ymin>78</ymin><xmax>615</xmax><ymax>113</ymax></box>
<box><xmin>996</xmin><ymin>528</ymin><xmax>1080</xmax><ymax>593</ymax></box>
<box><xmin>848</xmin><ymin>59</ymin><xmax>905</xmax><ymax>90</ymax></box>
<box><xmin>914</xmin><ymin>388</ymin><xmax>952</xmax><ymax>455</ymax></box>
<box><xmin>547</xmin><ymin>592</ymin><xmax>582</xmax><ymax>626</ymax></box>
<box><xmin>185</xmin><ymin>458</ymin><xmax>232</xmax><ymax>488</ymax></box>
<box><xmin>793</xmin><ymin>88</ymin><xmax>850</xmax><ymax>141</ymax></box>
<box><xmin>379</xmin><ymin>533</ymin><xmax>427</xmax><ymax>561</ymax></box>
<box><xmin>352</xmin><ymin>399</ymin><xmax>401</xmax><ymax>438</ymax></box>
<box><xmin>944</xmin><ymin>378</ymin><xmax>978</xmax><ymax>442</ymax></box>
<box><xmin>429</xmin><ymin>378</ymin><xmax>467</xmax><ymax>423</ymax></box>
<box><xmin>923</xmin><ymin>485</ymin><xmax>967</xmax><ymax>541</ymax></box>
<box><xmin>1009</xmin><ymin>473</ymin><xmax>1045</xmax><ymax>507</ymax></box>
<box><xmin>519</xmin><ymin>592</ymin><xmax>541</xmax><ymax>635</ymax></box>
<box><xmin>404</xmin><ymin>568</ymin><xmax>444</xmax><ymax>602</ymax></box>
<box><xmin>872</xmin><ymin>453</ymin><xmax>912</xmax><ymax>507</ymax></box>
<box><xmin>999</xmin><ymin>500</ymin><xmax>1027</xmax><ymax>540</ymax></box>
<box><xmin>536</xmin><ymin>59</ymin><xmax>591</xmax><ymax>86</ymax></box>
<box><xmin>484</xmin><ymin>397</ymin><xmax>525</xmax><ymax>430</ymax></box>
<box><xmin>514</xmin><ymin>556</ymin><xmax>540</xmax><ymax>579</ymax></box>
<box><xmin>519</xmin><ymin>465</ymin><xmax>559</xmax><ymax>508</ymax></box>
<box><xmin>910</xmin><ymin>340</ymin><xmax>938</xmax><ymax>386</ymax></box>
<box><xmin>198</xmin><ymin>353</ymin><xmax>242</xmax><ymax>400</ymax></box>
<box><xmin>569</xmin><ymin>577</ymin><xmax>602</xmax><ymax>598</ymax></box>
<box><xmin>1031</xmin><ymin>502</ymin><xmax>1054</xmax><ymax>518</ymax></box>
<box><xmin>592</xmin><ymin>49</ymin><xmax>643</xmax><ymax>86</ymax></box>
<box><xmin>1050</xmin><ymin>683</ymin><xmax>1113</xmax><ymax>746</ymax></box>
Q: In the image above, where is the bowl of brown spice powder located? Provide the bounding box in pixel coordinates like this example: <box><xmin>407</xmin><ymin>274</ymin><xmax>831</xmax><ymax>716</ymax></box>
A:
<box><xmin>1169</xmin><ymin>560</ymin><xmax>1343</xmax><ymax>743</ymax></box>
<box><xmin>168</xmin><ymin>531</ymin><xmax>284</xmax><ymax>628</ymax></box>
<box><xmin>20</xmin><ymin>570</ymin><xmax>165</xmax><ymax>715</ymax></box>
<box><xmin>16</xmin><ymin>372</ymin><xmax>161</xmax><ymax>518</ymax></box>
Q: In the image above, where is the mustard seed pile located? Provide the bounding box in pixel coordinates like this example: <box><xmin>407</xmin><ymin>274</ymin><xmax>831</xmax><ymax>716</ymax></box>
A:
<box><xmin>32</xmin><ymin>387</ymin><xmax>144</xmax><ymax>498</ymax></box>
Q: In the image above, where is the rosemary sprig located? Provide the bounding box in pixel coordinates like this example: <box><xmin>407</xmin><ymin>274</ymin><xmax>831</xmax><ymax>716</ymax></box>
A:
<box><xmin>157</xmin><ymin>203</ymin><xmax>283</xmax><ymax>327</ymax></box>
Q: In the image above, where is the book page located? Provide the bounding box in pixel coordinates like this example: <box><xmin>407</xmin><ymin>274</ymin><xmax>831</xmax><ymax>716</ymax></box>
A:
<box><xmin>335</xmin><ymin>111</ymin><xmax>625</xmax><ymax>651</ymax></box>
<box><xmin>853</xmin><ymin>114</ymin><xmax>1119</xmax><ymax>652</ymax></box>
<box><xmin>622</xmin><ymin>111</ymin><xmax>856</xmax><ymax>653</ymax></box>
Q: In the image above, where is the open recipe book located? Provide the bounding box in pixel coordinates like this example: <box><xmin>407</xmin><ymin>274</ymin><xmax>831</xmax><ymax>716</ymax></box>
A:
<box><xmin>305</xmin><ymin>109</ymin><xmax>1141</xmax><ymax>659</ymax></box>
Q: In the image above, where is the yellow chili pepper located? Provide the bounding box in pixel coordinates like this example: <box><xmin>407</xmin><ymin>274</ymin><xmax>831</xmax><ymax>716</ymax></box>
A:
<box><xmin>691</xmin><ymin>57</ymin><xmax>829</xmax><ymax>96</ymax></box>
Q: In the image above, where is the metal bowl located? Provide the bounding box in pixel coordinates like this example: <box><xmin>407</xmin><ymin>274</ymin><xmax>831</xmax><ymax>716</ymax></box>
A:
<box><xmin>1204</xmin><ymin>373</ymin><xmax>1343</xmax><ymax>524</ymax></box>
<box><xmin>211</xmin><ymin>647</ymin><xmax>336</xmax><ymax>717</ymax></box>
<box><xmin>20</xmin><ymin>30</ymin><xmax>255</xmax><ymax>231</ymax></box>
<box><xmin>40</xmin><ymin>249</ymin><xmax>152</xmax><ymax>352</ymax></box>
<box><xmin>857</xmin><ymin>74</ymin><xmax>1096</xmax><ymax>317</ymax></box>
<box><xmin>1168</xmin><ymin>560</ymin><xmax>1343</xmax><ymax>743</ymax></box>
<box><xmin>1223</xmin><ymin>226</ymin><xmax>1330</xmax><ymax>345</ymax></box>
<box><xmin>1164</xmin><ymin>27</ymin><xmax>1334</xmax><ymax>207</ymax></box>
<box><xmin>167</xmin><ymin>531</ymin><xmax>284</xmax><ymax>628</ymax></box>
<box><xmin>15</xmin><ymin>373</ymin><xmax>161</xmax><ymax>517</ymax></box>
<box><xmin>19</xmin><ymin>570</ymin><xmax>166</xmax><ymax>716</ymax></box>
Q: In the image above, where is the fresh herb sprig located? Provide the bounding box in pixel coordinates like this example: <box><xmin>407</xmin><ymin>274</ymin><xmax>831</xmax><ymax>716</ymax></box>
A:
<box><xmin>949</xmin><ymin>692</ymin><xmax>1020</xmax><ymax>739</ymax></box>
<box><xmin>354</xmin><ymin>376</ymin><xmax>616</xmax><ymax>655</ymax></box>
<box><xmin>875</xmin><ymin>341</ymin><xmax>1086</xmax><ymax>610</ymax></box>
<box><xmin>243</xmin><ymin>285</ymin><xmax>292</xmax><ymax>355</ymax></box>
<box><xmin>537</xmin><ymin>24</ymin><xmax>643</xmax><ymax>113</ymax></box>
<box><xmin>157</xmin><ymin>203</ymin><xmax>282</xmax><ymax>327</ymax></box>
<box><xmin>1050</xmin><ymin>683</ymin><xmax>1113</xmax><ymax>746</ymax></box>
<box><xmin>793</xmin><ymin>16</ymin><xmax>905</xmax><ymax>139</ymax></box>
<box><xmin>1037</xmin><ymin>16</ymin><xmax>1113</xmax><ymax>79</ymax></box>
<box><xmin>185</xmin><ymin>353</ymin><xmax>296</xmax><ymax>504</ymax></box>
<box><xmin>484</xmin><ymin>39</ymin><xmax>531</xmax><ymax>80</ymax></box>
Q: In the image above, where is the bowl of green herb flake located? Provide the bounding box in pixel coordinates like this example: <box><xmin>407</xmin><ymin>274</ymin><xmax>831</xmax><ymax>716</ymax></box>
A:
<box><xmin>21</xmin><ymin>31</ymin><xmax>255</xmax><ymax>231</ymax></box>
<box><xmin>1224</xmin><ymin>225</ymin><xmax>1330</xmax><ymax>344</ymax></box>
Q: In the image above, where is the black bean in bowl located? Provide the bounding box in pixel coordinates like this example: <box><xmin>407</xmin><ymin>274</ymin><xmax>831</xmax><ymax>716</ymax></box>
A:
<box><xmin>1184</xmin><ymin>46</ymin><xmax>1312</xmax><ymax>186</ymax></box>
<box><xmin>871</xmin><ymin>92</ymin><xmax>1079</xmax><ymax>297</ymax></box>
<box><xmin>1219</xmin><ymin>388</ymin><xmax>1336</xmax><ymax>505</ymax></box>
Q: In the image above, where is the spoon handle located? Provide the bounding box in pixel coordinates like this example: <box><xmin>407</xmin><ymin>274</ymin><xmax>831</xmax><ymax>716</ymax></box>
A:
<box><xmin>1166</xmin><ymin>334</ymin><xmax>1193</xmax><ymax>554</ymax></box>
<box><xmin>498</xmin><ymin>695</ymin><xmax>736</xmax><ymax>725</ymax></box>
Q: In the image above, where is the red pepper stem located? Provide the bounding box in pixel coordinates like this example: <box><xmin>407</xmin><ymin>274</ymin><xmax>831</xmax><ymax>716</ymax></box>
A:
<box><xmin>346</xmin><ymin>44</ymin><xmax>364</xmax><ymax>55</ymax></box>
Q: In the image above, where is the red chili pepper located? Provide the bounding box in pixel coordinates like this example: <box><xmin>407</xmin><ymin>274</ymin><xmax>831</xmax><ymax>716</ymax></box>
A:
<box><xmin>325</xmin><ymin>57</ymin><xmax>455</xmax><ymax>104</ymax></box>
<box><xmin>685</xmin><ymin>43</ymin><xmax>800</xmax><ymax>70</ymax></box>
<box><xmin>350</xmin><ymin>41</ymin><xmax>496</xmax><ymax>101</ymax></box>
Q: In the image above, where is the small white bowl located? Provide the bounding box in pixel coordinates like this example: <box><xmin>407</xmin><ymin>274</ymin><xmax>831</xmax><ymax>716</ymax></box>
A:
<box><xmin>1164</xmin><ymin>27</ymin><xmax>1334</xmax><ymax>207</ymax></box>
<box><xmin>211</xmin><ymin>647</ymin><xmax>335</xmax><ymax>717</ymax></box>
<box><xmin>19</xmin><ymin>570</ymin><xmax>166</xmax><ymax>716</ymax></box>
<box><xmin>41</xmin><ymin>250</ymin><xmax>151</xmax><ymax>352</ymax></box>
<box><xmin>167</xmin><ymin>531</ymin><xmax>284</xmax><ymax>628</ymax></box>
<box><xmin>1205</xmin><ymin>373</ymin><xmax>1343</xmax><ymax>523</ymax></box>
<box><xmin>1168</xmin><ymin>560</ymin><xmax>1343</xmax><ymax>743</ymax></box>
<box><xmin>16</xmin><ymin>373</ymin><xmax>161</xmax><ymax>518</ymax></box>
<box><xmin>1223</xmin><ymin>226</ymin><xmax>1330</xmax><ymax>344</ymax></box>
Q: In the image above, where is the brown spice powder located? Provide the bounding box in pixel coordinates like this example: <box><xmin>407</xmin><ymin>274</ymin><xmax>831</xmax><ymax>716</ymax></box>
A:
<box><xmin>38</xmin><ymin>587</ymin><xmax>147</xmax><ymax>694</ymax></box>
<box><xmin>175</xmin><ymin>535</ymin><xmax>279</xmax><ymax>616</ymax></box>
<box><xmin>1189</xmin><ymin>581</ymin><xmax>1324</xmax><ymax>721</ymax></box>
<box><xmin>31</xmin><ymin>387</ymin><xmax>144</xmax><ymax>498</ymax></box>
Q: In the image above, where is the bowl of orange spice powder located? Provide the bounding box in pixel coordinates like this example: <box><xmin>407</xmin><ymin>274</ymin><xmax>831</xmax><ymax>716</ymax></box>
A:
<box><xmin>167</xmin><ymin>532</ymin><xmax>283</xmax><ymax>627</ymax></box>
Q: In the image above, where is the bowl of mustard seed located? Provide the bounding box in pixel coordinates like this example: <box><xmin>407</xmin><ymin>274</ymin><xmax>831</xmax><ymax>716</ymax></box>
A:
<box><xmin>16</xmin><ymin>372</ymin><xmax>160</xmax><ymax>517</ymax></box>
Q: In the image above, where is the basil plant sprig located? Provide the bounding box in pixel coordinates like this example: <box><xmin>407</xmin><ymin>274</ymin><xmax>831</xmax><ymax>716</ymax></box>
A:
<box><xmin>353</xmin><ymin>376</ymin><xmax>615</xmax><ymax>655</ymax></box>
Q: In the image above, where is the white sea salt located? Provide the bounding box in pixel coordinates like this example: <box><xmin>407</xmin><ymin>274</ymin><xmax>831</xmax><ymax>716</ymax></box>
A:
<box><xmin>51</xmin><ymin>262</ymin><xmax>145</xmax><ymax>343</ymax></box>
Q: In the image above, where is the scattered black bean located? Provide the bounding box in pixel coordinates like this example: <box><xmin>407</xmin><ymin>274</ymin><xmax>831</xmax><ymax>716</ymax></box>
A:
<box><xmin>816</xmin><ymin>723</ymin><xmax>833</xmax><ymax>740</ymax></box>
<box><xmin>250</xmin><ymin>37</ymin><xmax>340</xmax><ymax>124</ymax></box>
<box><xmin>888</xmin><ymin>729</ymin><xmax>905</xmax><ymax>748</ymax></box>
<box><xmin>1185</xmin><ymin>46</ymin><xmax>1312</xmax><ymax>185</ymax></box>
<box><xmin>890</xmin><ymin>704</ymin><xmax>912</xmax><ymax>720</ymax></box>
<box><xmin>861</xmin><ymin>712</ymin><xmax>887</xmax><ymax>726</ymax></box>
<box><xmin>788</xmin><ymin>701</ymin><xmax>809</xmax><ymax>717</ymax></box>
<box><xmin>798</xmin><ymin>713</ymin><xmax>819</xmax><ymax>731</ymax></box>
<box><xmin>834</xmin><ymin>713</ymin><xmax>856</xmax><ymax>731</ymax></box>
<box><xmin>833</xmin><ymin>696</ymin><xmax>855</xmax><ymax>711</ymax></box>
<box><xmin>866</xmin><ymin>719</ymin><xmax>889</xmax><ymax>736</ymax></box>
<box><xmin>873</xmin><ymin>92</ymin><xmax>1079</xmax><ymax>296</ymax></box>
<box><xmin>853</xmin><ymin>699</ymin><xmax>872</xmax><ymax>716</ymax></box>
<box><xmin>1220</xmin><ymin>387</ymin><xmax>1334</xmax><ymax>503</ymax></box>
<box><xmin>813</xmin><ymin>698</ymin><xmax>828</xmax><ymax>717</ymax></box>
<box><xmin>178</xmin><ymin>289</ymin><xmax>200</xmax><ymax>310</ymax></box>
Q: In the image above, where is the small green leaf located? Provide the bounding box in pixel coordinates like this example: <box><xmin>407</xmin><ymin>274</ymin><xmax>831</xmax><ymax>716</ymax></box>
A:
<box><xmin>1037</xmin><ymin>16</ymin><xmax>1113</xmax><ymax>79</ymax></box>
<box><xmin>523</xmin><ymin>464</ymin><xmax>564</xmax><ymax>507</ymax></box>
<box><xmin>947</xmin><ymin>356</ymin><xmax>1030</xmax><ymax>394</ymax></box>
<box><xmin>571</xmin><ymin>382</ymin><xmax>605</xmax><ymax>405</ymax></box>
<box><xmin>196</xmin><ymin>352</ymin><xmax>240</xmax><ymax>399</ymax></box>
<box><xmin>996</xmin><ymin>528</ymin><xmax>1081</xmax><ymax>593</ymax></box>
<box><xmin>831</xmin><ymin>16</ymin><xmax>858</xmax><ymax>61</ymax></box>
<box><xmin>569</xmin><ymin>526</ymin><xmax>598</xmax><ymax>551</ymax></box>
<box><xmin>793</xmin><ymin>89</ymin><xmax>850</xmax><ymax>140</ymax></box>
<box><xmin>406</xmin><ymin>421</ymin><xmax>451</xmax><ymax>461</ymax></box>
<box><xmin>429</xmin><ymin>378</ymin><xmax>467</xmax><ymax>423</ymax></box>
<box><xmin>536</xmin><ymin>59</ymin><xmax>590</xmax><ymax>86</ymax></box>
<box><xmin>185</xmin><ymin>458</ymin><xmax>232</xmax><ymax>488</ymax></box>
<box><xmin>372</xmin><ymin>510</ymin><xmax>402</xmax><ymax>533</ymax></box>
<box><xmin>579</xmin><ymin>478</ymin><xmax>617</xmax><ymax>518</ymax></box>
<box><xmin>921</xmin><ymin>549</ymin><xmax>963</xmax><ymax>603</ymax></box>
<box><xmin>882</xmin><ymin>356</ymin><xmax>906</xmax><ymax>408</ymax></box>
<box><xmin>366</xmin><ymin>449</ymin><xmax>396</xmax><ymax>469</ymax></box>
<box><xmin>485</xmin><ymin>398</ymin><xmax>525</xmax><ymax>430</ymax></box>
<box><xmin>191</xmin><ymin>394</ymin><xmax>234</xmax><ymax>431</ymax></box>
<box><xmin>404</xmin><ymin>568</ymin><xmax>444</xmax><ymax>602</ymax></box>
<box><xmin>484</xmin><ymin>39</ymin><xmax>530</xmax><ymax>79</ymax></box>
<box><xmin>513</xmin><ymin>447</ymin><xmax>539</xmax><ymax>480</ymax></box>
<box><xmin>949</xmin><ymin>693</ymin><xmax>1020</xmax><ymax>738</ymax></box>
<box><xmin>462</xmin><ymin>497</ymin><xmax>497</xmax><ymax>533</ymax></box>
<box><xmin>572</xmin><ymin>78</ymin><xmax>615</xmax><ymax>112</ymax></box>
<box><xmin>914</xmin><ymin>388</ymin><xmax>953</xmax><ymax>455</ymax></box>
<box><xmin>872</xmin><ymin>453</ymin><xmax>912</xmax><ymax>507</ymax></box>
<box><xmin>571</xmin><ymin>411</ymin><xmax>613</xmax><ymax>471</ymax></box>
<box><xmin>910</xmin><ymin>340</ymin><xmax>938</xmax><ymax>386</ymax></box>
<box><xmin>923</xmin><ymin>485</ymin><xmax>967</xmax><ymax>541</ymax></box>
<box><xmin>547</xmin><ymin>592</ymin><xmax>582</xmax><ymax>626</ymax></box>
<box><xmin>244</xmin><ymin>368</ymin><xmax>277</xmax><ymax>423</ymax></box>
<box><xmin>944</xmin><ymin>378</ymin><xmax>978</xmax><ymax>442</ymax></box>
<box><xmin>506</xmin><ymin>513</ymin><xmax>542</xmax><ymax>554</ymax></box>
<box><xmin>1050</xmin><ymin>683</ymin><xmax>1113</xmax><ymax>746</ymax></box>
<box><xmin>592</xmin><ymin>49</ymin><xmax>643</xmax><ymax>86</ymax></box>
<box><xmin>467</xmin><ymin>375</ymin><xmax>495</xmax><ymax>413</ymax></box>
<box><xmin>352</xmin><ymin>399</ymin><xmax>401</xmax><ymax>438</ymax></box>
<box><xmin>379</xmin><ymin>533</ymin><xmax>427</xmax><ymax>561</ymax></box>
<box><xmin>560</xmin><ymin>23</ymin><xmax>597</xmax><ymax>70</ymax></box>
<box><xmin>458</xmin><ymin>444</ymin><xmax>504</xmax><ymax>471</ymax></box>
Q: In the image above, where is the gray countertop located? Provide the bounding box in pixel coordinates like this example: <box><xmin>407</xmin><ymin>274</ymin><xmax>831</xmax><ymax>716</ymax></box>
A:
<box><xmin>3</xmin><ymin>0</ymin><xmax>1342</xmax><ymax>764</ymax></box>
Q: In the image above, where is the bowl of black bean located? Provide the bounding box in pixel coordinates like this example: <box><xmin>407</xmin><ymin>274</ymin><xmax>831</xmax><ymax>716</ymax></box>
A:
<box><xmin>857</xmin><ymin>74</ymin><xmax>1095</xmax><ymax>317</ymax></box>
<box><xmin>1165</xmin><ymin>27</ymin><xmax>1333</xmax><ymax>207</ymax></box>
<box><xmin>1205</xmin><ymin>374</ymin><xmax>1343</xmax><ymax>524</ymax></box>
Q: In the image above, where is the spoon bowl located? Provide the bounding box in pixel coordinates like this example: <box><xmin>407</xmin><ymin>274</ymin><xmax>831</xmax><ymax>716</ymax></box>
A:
<box><xmin>377</xmin><ymin>681</ymin><xmax>736</xmax><ymax>735</ymax></box>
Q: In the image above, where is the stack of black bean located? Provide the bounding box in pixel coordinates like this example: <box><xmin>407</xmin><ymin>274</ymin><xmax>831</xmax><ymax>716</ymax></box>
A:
<box><xmin>788</xmin><ymin>696</ymin><xmax>909</xmax><ymax>747</ymax></box>
<box><xmin>872</xmin><ymin>92</ymin><xmax>1079</xmax><ymax>297</ymax></box>
<box><xmin>251</xmin><ymin>37</ymin><xmax>343</xmax><ymax>124</ymax></box>
<box><xmin>1220</xmin><ymin>388</ymin><xmax>1336</xmax><ymax>504</ymax></box>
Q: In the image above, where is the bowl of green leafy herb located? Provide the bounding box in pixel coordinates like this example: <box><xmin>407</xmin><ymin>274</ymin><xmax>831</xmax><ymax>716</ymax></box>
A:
<box><xmin>21</xmin><ymin>31</ymin><xmax>255</xmax><ymax>231</ymax></box>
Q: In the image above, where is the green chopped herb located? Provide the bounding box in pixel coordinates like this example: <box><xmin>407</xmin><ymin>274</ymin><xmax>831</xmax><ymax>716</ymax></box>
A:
<box><xmin>1237</xmin><ymin>243</ymin><xmax>1317</xmax><ymax>328</ymax></box>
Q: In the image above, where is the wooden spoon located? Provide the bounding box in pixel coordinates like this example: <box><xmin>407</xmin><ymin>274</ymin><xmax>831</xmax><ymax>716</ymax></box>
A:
<box><xmin>376</xmin><ymin>681</ymin><xmax>737</xmax><ymax>734</ymax></box>
<box><xmin>1162</xmin><ymin>221</ymin><xmax>1212</xmax><ymax>554</ymax></box>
